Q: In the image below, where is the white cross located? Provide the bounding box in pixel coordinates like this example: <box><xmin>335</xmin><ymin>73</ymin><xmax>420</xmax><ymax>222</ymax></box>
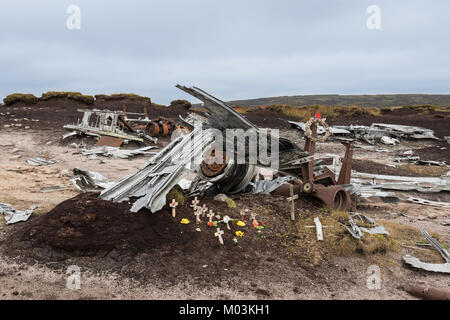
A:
<box><xmin>287</xmin><ymin>184</ymin><xmax>298</xmax><ymax>221</ymax></box>
<box><xmin>240</xmin><ymin>209</ymin><xmax>246</xmax><ymax>220</ymax></box>
<box><xmin>201</xmin><ymin>204</ymin><xmax>208</xmax><ymax>217</ymax></box>
<box><xmin>313</xmin><ymin>217</ymin><xmax>323</xmax><ymax>241</ymax></box>
<box><xmin>207</xmin><ymin>209</ymin><xmax>215</xmax><ymax>222</ymax></box>
<box><xmin>223</xmin><ymin>215</ymin><xmax>231</xmax><ymax>230</ymax></box>
<box><xmin>169</xmin><ymin>199</ymin><xmax>178</xmax><ymax>218</ymax></box>
<box><xmin>194</xmin><ymin>208</ymin><xmax>202</xmax><ymax>224</ymax></box>
<box><xmin>190</xmin><ymin>197</ymin><xmax>200</xmax><ymax>210</ymax></box>
<box><xmin>214</xmin><ymin>227</ymin><xmax>224</xmax><ymax>245</ymax></box>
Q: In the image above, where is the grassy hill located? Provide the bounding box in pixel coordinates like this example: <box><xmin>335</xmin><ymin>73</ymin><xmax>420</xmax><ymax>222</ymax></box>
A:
<box><xmin>223</xmin><ymin>94</ymin><xmax>450</xmax><ymax>108</ymax></box>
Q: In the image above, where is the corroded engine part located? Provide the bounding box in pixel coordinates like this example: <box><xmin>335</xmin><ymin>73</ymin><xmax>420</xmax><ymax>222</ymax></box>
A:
<box><xmin>197</xmin><ymin>148</ymin><xmax>256</xmax><ymax>194</ymax></box>
<box><xmin>272</xmin><ymin>183</ymin><xmax>351</xmax><ymax>211</ymax></box>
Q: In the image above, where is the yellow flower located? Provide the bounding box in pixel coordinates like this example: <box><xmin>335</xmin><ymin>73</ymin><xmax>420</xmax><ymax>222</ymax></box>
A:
<box><xmin>236</xmin><ymin>221</ymin><xmax>245</xmax><ymax>227</ymax></box>
<box><xmin>181</xmin><ymin>218</ymin><xmax>190</xmax><ymax>224</ymax></box>
<box><xmin>235</xmin><ymin>231</ymin><xmax>244</xmax><ymax>237</ymax></box>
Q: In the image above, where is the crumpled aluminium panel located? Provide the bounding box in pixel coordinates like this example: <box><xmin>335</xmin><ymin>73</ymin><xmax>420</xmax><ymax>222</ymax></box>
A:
<box><xmin>100</xmin><ymin>127</ymin><xmax>215</xmax><ymax>212</ymax></box>
<box><xmin>27</xmin><ymin>158</ymin><xmax>59</xmax><ymax>166</ymax></box>
<box><xmin>402</xmin><ymin>230</ymin><xmax>450</xmax><ymax>274</ymax></box>
<box><xmin>0</xmin><ymin>203</ymin><xmax>36</xmax><ymax>224</ymax></box>
<box><xmin>70</xmin><ymin>168</ymin><xmax>115</xmax><ymax>192</ymax></box>
<box><xmin>250</xmin><ymin>175</ymin><xmax>296</xmax><ymax>194</ymax></box>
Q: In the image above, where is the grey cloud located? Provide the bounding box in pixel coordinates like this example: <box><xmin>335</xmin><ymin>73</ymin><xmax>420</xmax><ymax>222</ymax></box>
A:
<box><xmin>0</xmin><ymin>0</ymin><xmax>449</xmax><ymax>104</ymax></box>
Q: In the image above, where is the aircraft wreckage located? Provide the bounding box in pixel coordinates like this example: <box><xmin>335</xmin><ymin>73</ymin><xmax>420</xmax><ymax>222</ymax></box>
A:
<box><xmin>100</xmin><ymin>85</ymin><xmax>354</xmax><ymax>212</ymax></box>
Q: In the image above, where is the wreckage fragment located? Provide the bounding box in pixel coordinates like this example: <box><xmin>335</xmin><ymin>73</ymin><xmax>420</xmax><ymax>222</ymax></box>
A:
<box><xmin>101</xmin><ymin>85</ymin><xmax>354</xmax><ymax>213</ymax></box>
<box><xmin>100</xmin><ymin>126</ymin><xmax>215</xmax><ymax>212</ymax></box>
<box><xmin>402</xmin><ymin>230</ymin><xmax>450</xmax><ymax>274</ymax></box>
<box><xmin>343</xmin><ymin>213</ymin><xmax>390</xmax><ymax>239</ymax></box>
<box><xmin>70</xmin><ymin>168</ymin><xmax>115</xmax><ymax>192</ymax></box>
<box><xmin>405</xmin><ymin>285</ymin><xmax>450</xmax><ymax>300</ymax></box>
<box><xmin>406</xmin><ymin>197</ymin><xmax>450</xmax><ymax>209</ymax></box>
<box><xmin>27</xmin><ymin>158</ymin><xmax>59</xmax><ymax>166</ymax></box>
<box><xmin>288</xmin><ymin>120</ymin><xmax>440</xmax><ymax>143</ymax></box>
<box><xmin>0</xmin><ymin>203</ymin><xmax>36</xmax><ymax>224</ymax></box>
<box><xmin>63</xmin><ymin>109</ymin><xmax>145</xmax><ymax>143</ymax></box>
<box><xmin>81</xmin><ymin>146</ymin><xmax>157</xmax><ymax>159</ymax></box>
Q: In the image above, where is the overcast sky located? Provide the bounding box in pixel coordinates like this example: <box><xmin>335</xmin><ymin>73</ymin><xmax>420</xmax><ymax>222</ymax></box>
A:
<box><xmin>1</xmin><ymin>0</ymin><xmax>449</xmax><ymax>104</ymax></box>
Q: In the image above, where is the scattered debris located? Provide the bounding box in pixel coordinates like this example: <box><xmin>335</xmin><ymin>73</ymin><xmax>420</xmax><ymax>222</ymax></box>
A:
<box><xmin>442</xmin><ymin>219</ymin><xmax>450</xmax><ymax>226</ymax></box>
<box><xmin>101</xmin><ymin>85</ymin><xmax>353</xmax><ymax>213</ymax></box>
<box><xmin>402</xmin><ymin>230</ymin><xmax>450</xmax><ymax>274</ymax></box>
<box><xmin>288</xmin><ymin>120</ymin><xmax>440</xmax><ymax>144</ymax></box>
<box><xmin>381</xmin><ymin>136</ymin><xmax>400</xmax><ymax>145</ymax></box>
<box><xmin>0</xmin><ymin>203</ymin><xmax>36</xmax><ymax>224</ymax></box>
<box><xmin>81</xmin><ymin>146</ymin><xmax>157</xmax><ymax>159</ymax></box>
<box><xmin>406</xmin><ymin>197</ymin><xmax>450</xmax><ymax>209</ymax></box>
<box><xmin>40</xmin><ymin>186</ymin><xmax>67</xmax><ymax>193</ymax></box>
<box><xmin>63</xmin><ymin>109</ymin><xmax>145</xmax><ymax>143</ymax></box>
<box><xmin>405</xmin><ymin>285</ymin><xmax>450</xmax><ymax>300</ymax></box>
<box><xmin>343</xmin><ymin>213</ymin><xmax>390</xmax><ymax>239</ymax></box>
<box><xmin>27</xmin><ymin>158</ymin><xmax>59</xmax><ymax>166</ymax></box>
<box><xmin>95</xmin><ymin>136</ymin><xmax>124</xmax><ymax>147</ymax></box>
<box><xmin>70</xmin><ymin>168</ymin><xmax>114</xmax><ymax>192</ymax></box>
<box><xmin>313</xmin><ymin>217</ymin><xmax>323</xmax><ymax>241</ymax></box>
<box><xmin>251</xmin><ymin>175</ymin><xmax>296</xmax><ymax>194</ymax></box>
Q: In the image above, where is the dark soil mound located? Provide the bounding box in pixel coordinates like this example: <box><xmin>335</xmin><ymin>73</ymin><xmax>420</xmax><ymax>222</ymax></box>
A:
<box><xmin>352</xmin><ymin>159</ymin><xmax>422</xmax><ymax>177</ymax></box>
<box><xmin>4</xmin><ymin>193</ymin><xmax>318</xmax><ymax>285</ymax></box>
<box><xmin>414</xmin><ymin>145</ymin><xmax>450</xmax><ymax>163</ymax></box>
<box><xmin>14</xmin><ymin>193</ymin><xmax>194</xmax><ymax>255</ymax></box>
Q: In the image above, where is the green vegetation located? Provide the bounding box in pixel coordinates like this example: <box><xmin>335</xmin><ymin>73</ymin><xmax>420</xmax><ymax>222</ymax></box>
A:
<box><xmin>3</xmin><ymin>93</ymin><xmax>38</xmax><ymax>105</ymax></box>
<box><xmin>170</xmin><ymin>99</ymin><xmax>192</xmax><ymax>109</ymax></box>
<box><xmin>225</xmin><ymin>198</ymin><xmax>237</xmax><ymax>208</ymax></box>
<box><xmin>95</xmin><ymin>93</ymin><xmax>151</xmax><ymax>103</ymax></box>
<box><xmin>232</xmin><ymin>104</ymin><xmax>381</xmax><ymax>121</ymax></box>
<box><xmin>166</xmin><ymin>185</ymin><xmax>185</xmax><ymax>206</ymax></box>
<box><xmin>226</xmin><ymin>94</ymin><xmax>450</xmax><ymax>108</ymax></box>
<box><xmin>41</xmin><ymin>91</ymin><xmax>94</xmax><ymax>104</ymax></box>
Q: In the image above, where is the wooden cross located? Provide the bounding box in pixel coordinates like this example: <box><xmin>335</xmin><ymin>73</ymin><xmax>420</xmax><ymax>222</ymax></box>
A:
<box><xmin>169</xmin><ymin>199</ymin><xmax>178</xmax><ymax>218</ymax></box>
<box><xmin>287</xmin><ymin>184</ymin><xmax>298</xmax><ymax>221</ymax></box>
<box><xmin>240</xmin><ymin>209</ymin><xmax>246</xmax><ymax>221</ymax></box>
<box><xmin>214</xmin><ymin>227</ymin><xmax>224</xmax><ymax>245</ymax></box>
<box><xmin>223</xmin><ymin>215</ymin><xmax>231</xmax><ymax>230</ymax></box>
<box><xmin>190</xmin><ymin>197</ymin><xmax>200</xmax><ymax>210</ymax></box>
<box><xmin>201</xmin><ymin>204</ymin><xmax>208</xmax><ymax>217</ymax></box>
<box><xmin>207</xmin><ymin>209</ymin><xmax>214</xmax><ymax>223</ymax></box>
<box><xmin>194</xmin><ymin>207</ymin><xmax>202</xmax><ymax>224</ymax></box>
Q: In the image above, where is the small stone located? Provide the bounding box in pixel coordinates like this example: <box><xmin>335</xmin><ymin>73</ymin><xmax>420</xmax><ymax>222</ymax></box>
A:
<box><xmin>427</xmin><ymin>213</ymin><xmax>437</xmax><ymax>219</ymax></box>
<box><xmin>214</xmin><ymin>193</ymin><xmax>228</xmax><ymax>202</ymax></box>
<box><xmin>3</xmin><ymin>124</ymin><xmax>11</xmax><ymax>128</ymax></box>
